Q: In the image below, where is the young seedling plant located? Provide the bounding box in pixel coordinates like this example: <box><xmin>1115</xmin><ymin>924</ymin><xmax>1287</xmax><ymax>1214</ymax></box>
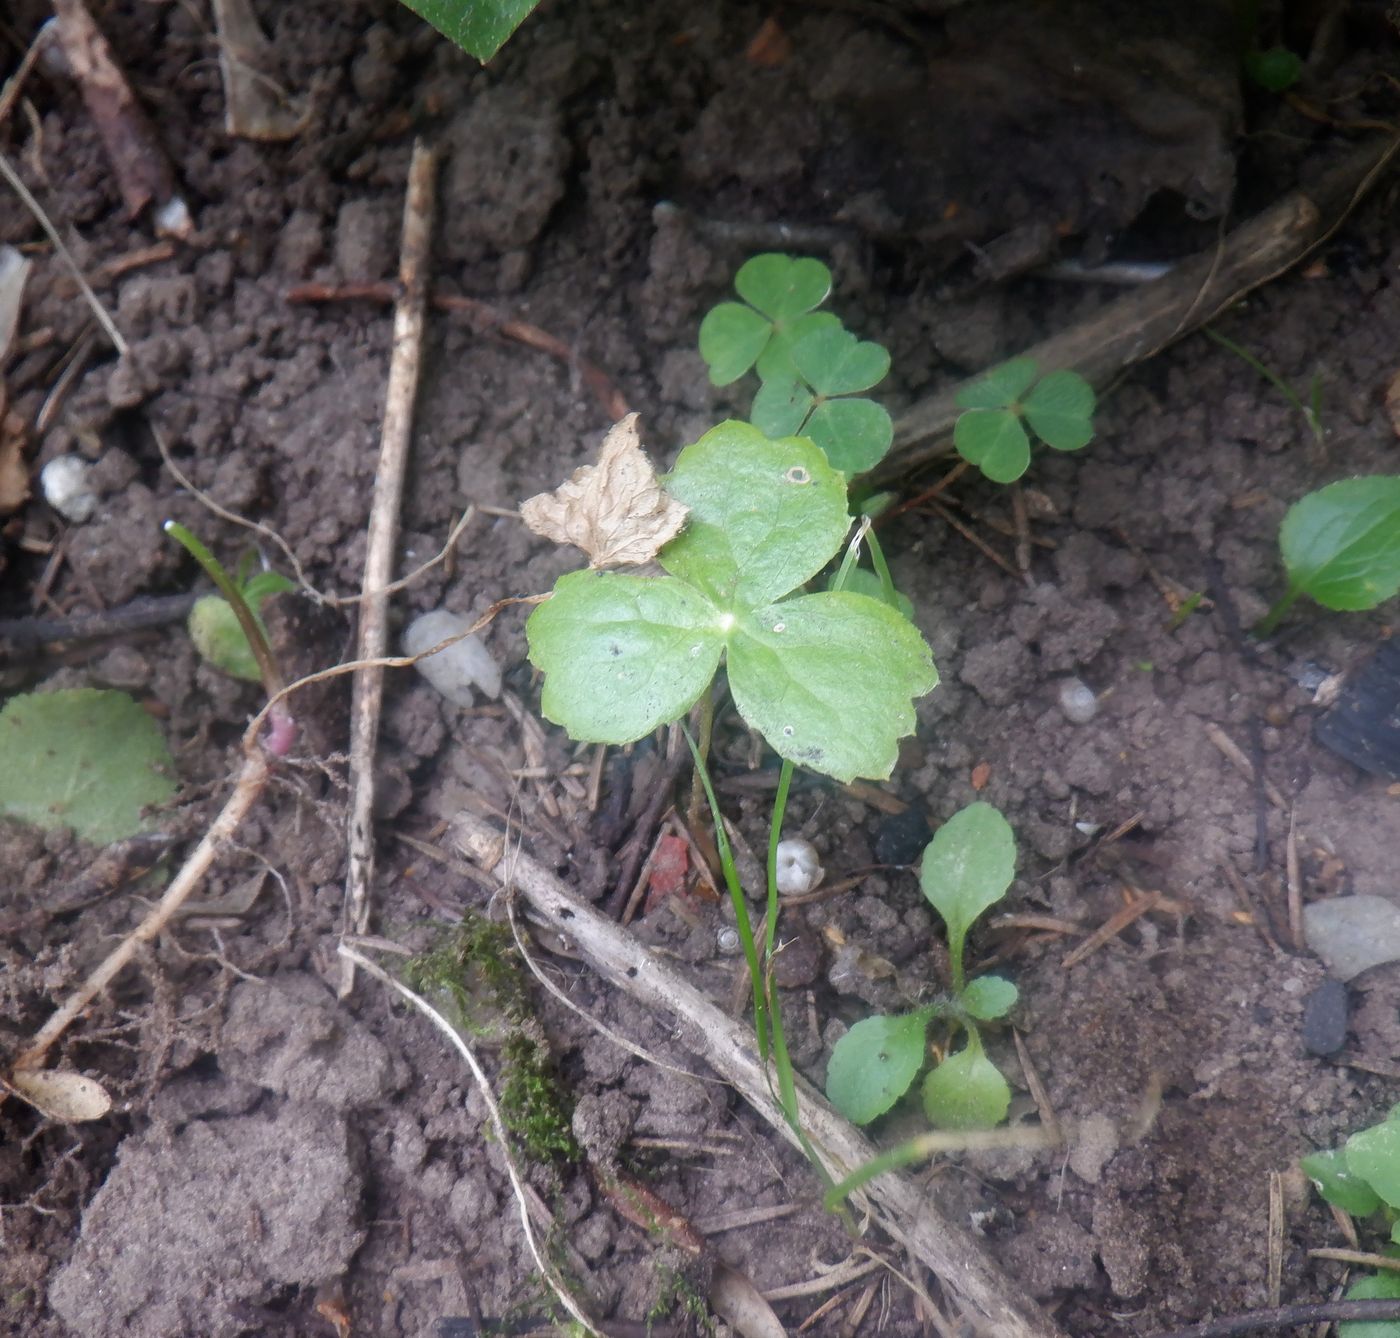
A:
<box><xmin>825</xmin><ymin>802</ymin><xmax>1019</xmax><ymax>1132</ymax></box>
<box><xmin>1302</xmin><ymin>1107</ymin><xmax>1400</xmax><ymax>1335</ymax></box>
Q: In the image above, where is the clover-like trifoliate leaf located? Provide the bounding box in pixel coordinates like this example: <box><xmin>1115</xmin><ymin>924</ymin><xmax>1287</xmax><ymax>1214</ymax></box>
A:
<box><xmin>526</xmin><ymin>570</ymin><xmax>724</xmax><ymax>744</ymax></box>
<box><xmin>922</xmin><ymin>1035</ymin><xmax>1012</xmax><ymax>1130</ymax></box>
<box><xmin>955</xmin><ymin>357</ymin><xmax>1038</xmax><ymax>410</ymax></box>
<box><xmin>756</xmin><ymin>311</ymin><xmax>840</xmax><ymax>382</ymax></box>
<box><xmin>699</xmin><ymin>302</ymin><xmax>773</xmax><ymax>385</ymax></box>
<box><xmin>826</xmin><ymin>1011</ymin><xmax>929</xmax><ymax>1125</ymax></box>
<box><xmin>805</xmin><ymin>397</ymin><xmax>893</xmax><ymax>475</ymax></box>
<box><xmin>735</xmin><ymin>254</ymin><xmax>832</xmax><ymax>322</ymax></box>
<box><xmin>1023</xmin><ymin>370</ymin><xmax>1096</xmax><ymax>452</ymax></box>
<box><xmin>961</xmin><ymin>974</ymin><xmax>1019</xmax><ymax>1021</ymax></box>
<box><xmin>751</xmin><ymin>375</ymin><xmax>814</xmax><ymax>440</ymax></box>
<box><xmin>792</xmin><ymin>324</ymin><xmax>890</xmax><ymax>397</ymax></box>
<box><xmin>661</xmin><ymin>423</ymin><xmax>851</xmax><ymax>608</ymax></box>
<box><xmin>954</xmin><ymin>408</ymin><xmax>1031</xmax><ymax>483</ymax></box>
<box><xmin>0</xmin><ymin>689</ymin><xmax>175</xmax><ymax>845</ymax></box>
<box><xmin>727</xmin><ymin>591</ymin><xmax>937</xmax><ymax>782</ymax></box>
<box><xmin>1279</xmin><ymin>476</ymin><xmax>1400</xmax><ymax>613</ymax></box>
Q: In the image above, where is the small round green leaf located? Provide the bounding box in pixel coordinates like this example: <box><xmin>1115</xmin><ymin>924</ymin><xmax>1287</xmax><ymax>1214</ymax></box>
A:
<box><xmin>922</xmin><ymin>1038</ymin><xmax>1012</xmax><ymax>1130</ymax></box>
<box><xmin>1340</xmin><ymin>1271</ymin><xmax>1400</xmax><ymax>1338</ymax></box>
<box><xmin>699</xmin><ymin>302</ymin><xmax>773</xmax><ymax>385</ymax></box>
<box><xmin>526</xmin><ymin>570</ymin><xmax>724</xmax><ymax>744</ymax></box>
<box><xmin>0</xmin><ymin>689</ymin><xmax>176</xmax><ymax>845</ymax></box>
<box><xmin>1346</xmin><ymin>1119</ymin><xmax>1400</xmax><ymax>1210</ymax></box>
<box><xmin>735</xmin><ymin>254</ymin><xmax>832</xmax><ymax>322</ymax></box>
<box><xmin>1301</xmin><ymin>1147</ymin><xmax>1383</xmax><ymax>1217</ymax></box>
<box><xmin>791</xmin><ymin>325</ymin><xmax>890</xmax><ymax>397</ymax></box>
<box><xmin>826</xmin><ymin>1012</ymin><xmax>929</xmax><ymax>1125</ymax></box>
<box><xmin>920</xmin><ymin>803</ymin><xmax>1016</xmax><ymax>944</ymax></box>
<box><xmin>953</xmin><ymin>409</ymin><xmax>1031</xmax><ymax>483</ymax></box>
<box><xmin>805</xmin><ymin>397</ymin><xmax>894</xmax><ymax>475</ymax></box>
<box><xmin>1279</xmin><ymin>476</ymin><xmax>1400</xmax><ymax>613</ymax></box>
<box><xmin>1245</xmin><ymin>46</ymin><xmax>1303</xmax><ymax>93</ymax></box>
<box><xmin>756</xmin><ymin>311</ymin><xmax>841</xmax><ymax>382</ymax></box>
<box><xmin>954</xmin><ymin>358</ymin><xmax>1038</xmax><ymax>410</ymax></box>
<box><xmin>1023</xmin><ymin>370</ymin><xmax>1096</xmax><ymax>452</ymax></box>
<box><xmin>961</xmin><ymin>975</ymin><xmax>1019</xmax><ymax>1021</ymax></box>
<box><xmin>751</xmin><ymin>375</ymin><xmax>813</xmax><ymax>440</ymax></box>
<box><xmin>661</xmin><ymin>424</ymin><xmax>851</xmax><ymax>608</ymax></box>
<box><xmin>727</xmin><ymin>591</ymin><xmax>937</xmax><ymax>782</ymax></box>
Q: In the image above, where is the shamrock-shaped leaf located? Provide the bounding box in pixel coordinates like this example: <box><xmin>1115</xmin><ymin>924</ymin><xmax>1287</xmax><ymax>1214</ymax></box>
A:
<box><xmin>751</xmin><ymin>375</ymin><xmax>814</xmax><ymax>440</ymax></box>
<box><xmin>699</xmin><ymin>303</ymin><xmax>773</xmax><ymax>385</ymax></box>
<box><xmin>953</xmin><ymin>360</ymin><xmax>1096</xmax><ymax>482</ymax></box>
<box><xmin>826</xmin><ymin>1011</ymin><xmax>930</xmax><ymax>1125</ymax></box>
<box><xmin>526</xmin><ymin>570</ymin><xmax>724</xmax><ymax>743</ymax></box>
<box><xmin>700</xmin><ymin>255</ymin><xmax>835</xmax><ymax>387</ymax></box>
<box><xmin>735</xmin><ymin>254</ymin><xmax>832</xmax><ymax>321</ymax></box>
<box><xmin>805</xmin><ymin>398</ymin><xmax>894</xmax><ymax>475</ymax></box>
<box><xmin>1023</xmin><ymin>371</ymin><xmax>1096</xmax><ymax>452</ymax></box>
<box><xmin>953</xmin><ymin>410</ymin><xmax>1031</xmax><ymax>483</ymax></box>
<box><xmin>961</xmin><ymin>974</ymin><xmax>1019</xmax><ymax>1021</ymax></box>
<box><xmin>792</xmin><ymin>325</ymin><xmax>890</xmax><ymax>397</ymax></box>
<box><xmin>921</xmin><ymin>1033</ymin><xmax>1012</xmax><ymax>1130</ymax></box>
<box><xmin>955</xmin><ymin>357</ymin><xmax>1038</xmax><ymax>410</ymax></box>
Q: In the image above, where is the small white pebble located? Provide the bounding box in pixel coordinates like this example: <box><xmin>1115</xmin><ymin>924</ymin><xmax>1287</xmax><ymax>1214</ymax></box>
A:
<box><xmin>40</xmin><ymin>455</ymin><xmax>98</xmax><ymax>523</ymax></box>
<box><xmin>403</xmin><ymin>609</ymin><xmax>502</xmax><ymax>707</ymax></box>
<box><xmin>775</xmin><ymin>838</ymin><xmax>823</xmax><ymax>896</ymax></box>
<box><xmin>1058</xmin><ymin>677</ymin><xmax>1098</xmax><ymax>724</ymax></box>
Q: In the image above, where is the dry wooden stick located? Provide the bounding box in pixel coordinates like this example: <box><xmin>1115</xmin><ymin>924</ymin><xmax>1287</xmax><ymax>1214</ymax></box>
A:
<box><xmin>341</xmin><ymin>139</ymin><xmax>437</xmax><ymax>994</ymax></box>
<box><xmin>453</xmin><ymin>811</ymin><xmax>1067</xmax><ymax>1338</ymax></box>
<box><xmin>877</xmin><ymin>135</ymin><xmax>1400</xmax><ymax>482</ymax></box>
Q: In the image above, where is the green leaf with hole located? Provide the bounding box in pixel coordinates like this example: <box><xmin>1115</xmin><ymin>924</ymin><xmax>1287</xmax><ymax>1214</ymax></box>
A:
<box><xmin>727</xmin><ymin>591</ymin><xmax>937</xmax><ymax>782</ymax></box>
<box><xmin>953</xmin><ymin>409</ymin><xmax>1031</xmax><ymax>483</ymax></box>
<box><xmin>395</xmin><ymin>0</ymin><xmax>541</xmax><ymax>61</ymax></box>
<box><xmin>1347</xmin><ymin>1119</ymin><xmax>1400</xmax><ymax>1211</ymax></box>
<box><xmin>805</xmin><ymin>397</ymin><xmax>894</xmax><ymax>475</ymax></box>
<box><xmin>955</xmin><ymin>358</ymin><xmax>1038</xmax><ymax>410</ymax></box>
<box><xmin>0</xmin><ymin>689</ymin><xmax>176</xmax><ymax>845</ymax></box>
<box><xmin>526</xmin><ymin>571</ymin><xmax>724</xmax><ymax>744</ymax></box>
<box><xmin>699</xmin><ymin>302</ymin><xmax>774</xmax><ymax>385</ymax></box>
<box><xmin>1340</xmin><ymin>1272</ymin><xmax>1400</xmax><ymax>1338</ymax></box>
<box><xmin>961</xmin><ymin>974</ymin><xmax>1019</xmax><ymax>1021</ymax></box>
<box><xmin>1278</xmin><ymin>476</ymin><xmax>1400</xmax><ymax>613</ymax></box>
<box><xmin>751</xmin><ymin>375</ymin><xmax>814</xmax><ymax>439</ymax></box>
<box><xmin>735</xmin><ymin>255</ymin><xmax>832</xmax><ymax>322</ymax></box>
<box><xmin>661</xmin><ymin>423</ymin><xmax>851</xmax><ymax>608</ymax></box>
<box><xmin>922</xmin><ymin>1032</ymin><xmax>1012</xmax><ymax>1130</ymax></box>
<box><xmin>1302</xmin><ymin>1147</ymin><xmax>1383</xmax><ymax>1217</ymax></box>
<box><xmin>792</xmin><ymin>325</ymin><xmax>890</xmax><ymax>397</ymax></box>
<box><xmin>1023</xmin><ymin>370</ymin><xmax>1096</xmax><ymax>452</ymax></box>
<box><xmin>826</xmin><ymin>1011</ymin><xmax>930</xmax><ymax>1125</ymax></box>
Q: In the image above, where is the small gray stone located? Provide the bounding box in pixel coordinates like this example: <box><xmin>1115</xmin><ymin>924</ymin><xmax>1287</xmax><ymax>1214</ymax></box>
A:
<box><xmin>1301</xmin><ymin>977</ymin><xmax>1349</xmax><ymax>1057</ymax></box>
<box><xmin>1303</xmin><ymin>896</ymin><xmax>1400</xmax><ymax>982</ymax></box>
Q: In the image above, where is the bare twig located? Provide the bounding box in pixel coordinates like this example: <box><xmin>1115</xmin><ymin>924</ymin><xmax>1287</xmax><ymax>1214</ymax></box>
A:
<box><xmin>341</xmin><ymin>139</ymin><xmax>437</xmax><ymax>994</ymax></box>
<box><xmin>1061</xmin><ymin>890</ymin><xmax>1163</xmax><ymax>969</ymax></box>
<box><xmin>1149</xmin><ymin>1298</ymin><xmax>1400</xmax><ymax>1337</ymax></box>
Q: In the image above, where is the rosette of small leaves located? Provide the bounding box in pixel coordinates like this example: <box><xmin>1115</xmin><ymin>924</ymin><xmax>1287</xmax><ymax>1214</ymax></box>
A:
<box><xmin>953</xmin><ymin>358</ymin><xmax>1096</xmax><ymax>483</ymax></box>
<box><xmin>825</xmin><ymin>803</ymin><xmax>1019</xmax><ymax>1130</ymax></box>
<box><xmin>525</xmin><ymin>421</ymin><xmax>936</xmax><ymax>783</ymax></box>
<box><xmin>699</xmin><ymin>254</ymin><xmax>894</xmax><ymax>474</ymax></box>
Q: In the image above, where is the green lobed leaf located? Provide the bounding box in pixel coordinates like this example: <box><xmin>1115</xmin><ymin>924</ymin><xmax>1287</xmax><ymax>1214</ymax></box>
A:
<box><xmin>961</xmin><ymin>974</ymin><xmax>1019</xmax><ymax>1021</ymax></box>
<box><xmin>395</xmin><ymin>0</ymin><xmax>541</xmax><ymax>61</ymax></box>
<box><xmin>751</xmin><ymin>375</ymin><xmax>814</xmax><ymax>439</ymax></box>
<box><xmin>735</xmin><ymin>254</ymin><xmax>832</xmax><ymax>322</ymax></box>
<box><xmin>921</xmin><ymin>1034</ymin><xmax>1012</xmax><ymax>1130</ymax></box>
<box><xmin>661</xmin><ymin>423</ymin><xmax>851</xmax><ymax>608</ymax></box>
<box><xmin>825</xmin><ymin>1012</ymin><xmax>929</xmax><ymax>1125</ymax></box>
<box><xmin>953</xmin><ymin>409</ymin><xmax>1031</xmax><ymax>483</ymax></box>
<box><xmin>1023</xmin><ymin>370</ymin><xmax>1096</xmax><ymax>452</ymax></box>
<box><xmin>955</xmin><ymin>358</ymin><xmax>1038</xmax><ymax>410</ymax></box>
<box><xmin>1278</xmin><ymin>477</ymin><xmax>1400</xmax><ymax>613</ymax></box>
<box><xmin>805</xmin><ymin>397</ymin><xmax>894</xmax><ymax>475</ymax></box>
<box><xmin>699</xmin><ymin>302</ymin><xmax>773</xmax><ymax>386</ymax></box>
<box><xmin>1340</xmin><ymin>1272</ymin><xmax>1400</xmax><ymax>1338</ymax></box>
<box><xmin>1301</xmin><ymin>1147</ymin><xmax>1383</xmax><ymax>1217</ymax></box>
<box><xmin>920</xmin><ymin>803</ymin><xmax>1017</xmax><ymax>945</ymax></box>
<box><xmin>525</xmin><ymin>571</ymin><xmax>724</xmax><ymax>744</ymax></box>
<box><xmin>828</xmin><ymin>566</ymin><xmax>914</xmax><ymax>619</ymax></box>
<box><xmin>0</xmin><ymin>689</ymin><xmax>176</xmax><ymax>845</ymax></box>
<box><xmin>791</xmin><ymin>325</ymin><xmax>890</xmax><ymax>397</ymax></box>
<box><xmin>726</xmin><ymin>591</ymin><xmax>937</xmax><ymax>782</ymax></box>
<box><xmin>756</xmin><ymin>311</ymin><xmax>841</xmax><ymax>382</ymax></box>
<box><xmin>1347</xmin><ymin>1119</ymin><xmax>1400</xmax><ymax>1210</ymax></box>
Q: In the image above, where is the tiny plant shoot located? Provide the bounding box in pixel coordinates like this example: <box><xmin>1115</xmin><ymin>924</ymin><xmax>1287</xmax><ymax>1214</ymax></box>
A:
<box><xmin>1258</xmin><ymin>476</ymin><xmax>1400</xmax><ymax>635</ymax></box>
<box><xmin>826</xmin><ymin>802</ymin><xmax>1019</xmax><ymax>1130</ymax></box>
<box><xmin>953</xmin><ymin>357</ymin><xmax>1096</xmax><ymax>484</ymax></box>
<box><xmin>188</xmin><ymin>556</ymin><xmax>295</xmax><ymax>683</ymax></box>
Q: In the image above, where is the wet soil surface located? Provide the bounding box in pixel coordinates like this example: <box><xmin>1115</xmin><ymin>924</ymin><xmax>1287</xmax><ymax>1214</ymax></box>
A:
<box><xmin>3</xmin><ymin>3</ymin><xmax>1400</xmax><ymax>1335</ymax></box>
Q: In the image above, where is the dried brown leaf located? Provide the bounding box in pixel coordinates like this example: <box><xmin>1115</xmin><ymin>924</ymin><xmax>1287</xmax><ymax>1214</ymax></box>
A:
<box><xmin>520</xmin><ymin>413</ymin><xmax>687</xmax><ymax>568</ymax></box>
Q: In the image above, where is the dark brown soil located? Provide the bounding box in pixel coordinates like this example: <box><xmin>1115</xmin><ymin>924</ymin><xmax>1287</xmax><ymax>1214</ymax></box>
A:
<box><xmin>4</xmin><ymin>3</ymin><xmax>1400</xmax><ymax>1336</ymax></box>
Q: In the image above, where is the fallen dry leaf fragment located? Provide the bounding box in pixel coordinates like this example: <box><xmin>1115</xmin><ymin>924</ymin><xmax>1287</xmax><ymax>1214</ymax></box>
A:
<box><xmin>520</xmin><ymin>413</ymin><xmax>688</xmax><ymax>568</ymax></box>
<box><xmin>7</xmin><ymin>1068</ymin><xmax>112</xmax><ymax>1122</ymax></box>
